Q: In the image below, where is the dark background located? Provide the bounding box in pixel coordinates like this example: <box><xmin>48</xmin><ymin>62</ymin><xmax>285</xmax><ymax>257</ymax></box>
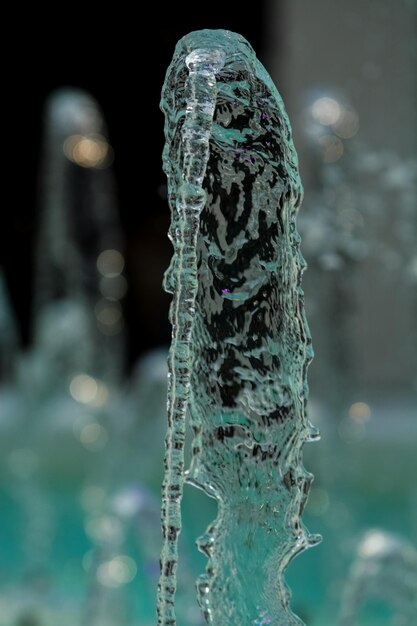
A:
<box><xmin>3</xmin><ymin>4</ymin><xmax>273</xmax><ymax>369</ymax></box>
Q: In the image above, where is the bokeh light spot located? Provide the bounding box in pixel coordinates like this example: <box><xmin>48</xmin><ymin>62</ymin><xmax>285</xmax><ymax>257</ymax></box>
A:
<box><xmin>97</xmin><ymin>249</ymin><xmax>125</xmax><ymax>276</ymax></box>
<box><xmin>63</xmin><ymin>134</ymin><xmax>112</xmax><ymax>168</ymax></box>
<box><xmin>311</xmin><ymin>97</ymin><xmax>342</xmax><ymax>126</ymax></box>
<box><xmin>97</xmin><ymin>555</ymin><xmax>137</xmax><ymax>587</ymax></box>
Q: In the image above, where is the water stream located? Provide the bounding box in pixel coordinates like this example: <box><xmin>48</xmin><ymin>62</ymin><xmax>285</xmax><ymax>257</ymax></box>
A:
<box><xmin>158</xmin><ymin>29</ymin><xmax>319</xmax><ymax>626</ymax></box>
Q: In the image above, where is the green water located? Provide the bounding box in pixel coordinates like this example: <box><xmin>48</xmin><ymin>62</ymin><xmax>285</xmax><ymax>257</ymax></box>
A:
<box><xmin>0</xmin><ymin>437</ymin><xmax>415</xmax><ymax>625</ymax></box>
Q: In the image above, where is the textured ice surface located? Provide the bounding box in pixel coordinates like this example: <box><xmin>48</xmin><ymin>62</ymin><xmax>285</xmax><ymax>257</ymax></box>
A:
<box><xmin>158</xmin><ymin>29</ymin><xmax>318</xmax><ymax>626</ymax></box>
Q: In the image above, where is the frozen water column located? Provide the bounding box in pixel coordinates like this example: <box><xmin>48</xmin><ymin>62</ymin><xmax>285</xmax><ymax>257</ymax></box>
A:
<box><xmin>158</xmin><ymin>29</ymin><xmax>318</xmax><ymax>626</ymax></box>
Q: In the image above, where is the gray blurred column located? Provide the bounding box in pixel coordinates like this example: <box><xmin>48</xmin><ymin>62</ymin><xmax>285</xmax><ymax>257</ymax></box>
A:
<box><xmin>268</xmin><ymin>0</ymin><xmax>417</xmax><ymax>397</ymax></box>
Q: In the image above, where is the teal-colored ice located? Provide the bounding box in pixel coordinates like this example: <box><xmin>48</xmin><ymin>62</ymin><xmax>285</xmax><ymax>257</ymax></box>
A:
<box><xmin>158</xmin><ymin>29</ymin><xmax>319</xmax><ymax>626</ymax></box>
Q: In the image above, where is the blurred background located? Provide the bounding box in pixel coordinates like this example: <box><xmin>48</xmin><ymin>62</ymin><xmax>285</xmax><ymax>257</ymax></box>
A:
<box><xmin>1</xmin><ymin>2</ymin><xmax>416</xmax><ymax>625</ymax></box>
